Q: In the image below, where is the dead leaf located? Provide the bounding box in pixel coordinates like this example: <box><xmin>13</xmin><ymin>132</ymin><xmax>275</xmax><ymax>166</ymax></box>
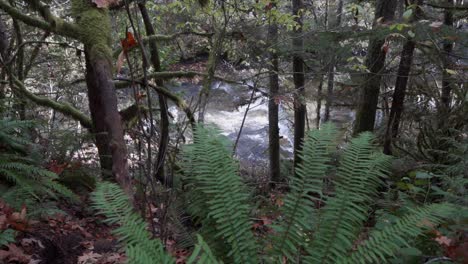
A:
<box><xmin>0</xmin><ymin>244</ymin><xmax>32</xmax><ymax>264</ymax></box>
<box><xmin>21</xmin><ymin>238</ymin><xmax>44</xmax><ymax>249</ymax></box>
<box><xmin>78</xmin><ymin>252</ymin><xmax>102</xmax><ymax>264</ymax></box>
<box><xmin>91</xmin><ymin>0</ymin><xmax>119</xmax><ymax>9</ymax></box>
<box><xmin>121</xmin><ymin>32</ymin><xmax>137</xmax><ymax>53</ymax></box>
<box><xmin>381</xmin><ymin>42</ymin><xmax>390</xmax><ymax>54</ymax></box>
<box><xmin>435</xmin><ymin>235</ymin><xmax>452</xmax><ymax>247</ymax></box>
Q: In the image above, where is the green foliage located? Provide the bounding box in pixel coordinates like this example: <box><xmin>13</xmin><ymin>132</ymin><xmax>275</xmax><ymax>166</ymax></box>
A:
<box><xmin>92</xmin><ymin>125</ymin><xmax>455</xmax><ymax>264</ymax></box>
<box><xmin>304</xmin><ymin>133</ymin><xmax>392</xmax><ymax>263</ymax></box>
<box><xmin>182</xmin><ymin>125</ymin><xmax>258</xmax><ymax>263</ymax></box>
<box><xmin>0</xmin><ymin>119</ymin><xmax>77</xmax><ymax>208</ymax></box>
<box><xmin>0</xmin><ymin>229</ymin><xmax>16</xmax><ymax>247</ymax></box>
<box><xmin>91</xmin><ymin>182</ymin><xmax>175</xmax><ymax>264</ymax></box>
<box><xmin>0</xmin><ymin>119</ymin><xmax>77</xmax><ymax>245</ymax></box>
<box><xmin>186</xmin><ymin>235</ymin><xmax>223</xmax><ymax>264</ymax></box>
<box><xmin>270</xmin><ymin>123</ymin><xmax>338</xmax><ymax>259</ymax></box>
<box><xmin>92</xmin><ymin>182</ymin><xmax>223</xmax><ymax>264</ymax></box>
<box><xmin>346</xmin><ymin>204</ymin><xmax>454</xmax><ymax>264</ymax></box>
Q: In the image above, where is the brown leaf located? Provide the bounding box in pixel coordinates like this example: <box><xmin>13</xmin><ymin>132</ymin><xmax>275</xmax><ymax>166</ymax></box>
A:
<box><xmin>91</xmin><ymin>0</ymin><xmax>119</xmax><ymax>8</ymax></box>
<box><xmin>21</xmin><ymin>238</ymin><xmax>44</xmax><ymax>249</ymax></box>
<box><xmin>435</xmin><ymin>235</ymin><xmax>452</xmax><ymax>247</ymax></box>
<box><xmin>0</xmin><ymin>244</ymin><xmax>32</xmax><ymax>264</ymax></box>
<box><xmin>77</xmin><ymin>252</ymin><xmax>102</xmax><ymax>264</ymax></box>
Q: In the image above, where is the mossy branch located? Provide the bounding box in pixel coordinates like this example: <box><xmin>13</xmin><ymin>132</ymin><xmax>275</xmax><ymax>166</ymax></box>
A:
<box><xmin>11</xmin><ymin>76</ymin><xmax>93</xmax><ymax>128</ymax></box>
<box><xmin>114</xmin><ymin>78</ymin><xmax>195</xmax><ymax>127</ymax></box>
<box><xmin>0</xmin><ymin>0</ymin><xmax>81</xmax><ymax>40</ymax></box>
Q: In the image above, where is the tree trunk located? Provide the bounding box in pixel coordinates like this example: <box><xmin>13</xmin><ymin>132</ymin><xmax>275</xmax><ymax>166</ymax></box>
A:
<box><xmin>324</xmin><ymin>63</ymin><xmax>334</xmax><ymax>122</ymax></box>
<box><xmin>268</xmin><ymin>21</ymin><xmax>280</xmax><ymax>185</ymax></box>
<box><xmin>78</xmin><ymin>5</ymin><xmax>132</xmax><ymax>197</ymax></box>
<box><xmin>12</xmin><ymin>19</ymin><xmax>26</xmax><ymax>120</ymax></box>
<box><xmin>0</xmin><ymin>16</ymin><xmax>9</xmax><ymax>112</ymax></box>
<box><xmin>440</xmin><ymin>0</ymin><xmax>454</xmax><ymax>112</ymax></box>
<box><xmin>383</xmin><ymin>40</ymin><xmax>415</xmax><ymax>154</ymax></box>
<box><xmin>316</xmin><ymin>75</ymin><xmax>324</xmax><ymax>129</ymax></box>
<box><xmin>353</xmin><ymin>0</ymin><xmax>397</xmax><ymax>135</ymax></box>
<box><xmin>324</xmin><ymin>0</ymin><xmax>343</xmax><ymax>122</ymax></box>
<box><xmin>292</xmin><ymin>0</ymin><xmax>306</xmax><ymax>167</ymax></box>
<box><xmin>139</xmin><ymin>3</ymin><xmax>171</xmax><ymax>187</ymax></box>
<box><xmin>383</xmin><ymin>0</ymin><xmax>422</xmax><ymax>154</ymax></box>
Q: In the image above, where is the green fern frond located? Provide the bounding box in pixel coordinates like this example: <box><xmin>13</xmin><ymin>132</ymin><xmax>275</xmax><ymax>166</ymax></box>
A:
<box><xmin>0</xmin><ymin>120</ymin><xmax>35</xmax><ymax>151</ymax></box>
<box><xmin>0</xmin><ymin>229</ymin><xmax>16</xmax><ymax>247</ymax></box>
<box><xmin>270</xmin><ymin>123</ymin><xmax>338</xmax><ymax>259</ymax></box>
<box><xmin>305</xmin><ymin>133</ymin><xmax>392</xmax><ymax>263</ymax></box>
<box><xmin>92</xmin><ymin>182</ymin><xmax>175</xmax><ymax>264</ymax></box>
<box><xmin>345</xmin><ymin>203</ymin><xmax>455</xmax><ymax>264</ymax></box>
<box><xmin>182</xmin><ymin>125</ymin><xmax>258</xmax><ymax>264</ymax></box>
<box><xmin>187</xmin><ymin>235</ymin><xmax>224</xmax><ymax>264</ymax></box>
<box><xmin>0</xmin><ymin>120</ymin><xmax>77</xmax><ymax>206</ymax></box>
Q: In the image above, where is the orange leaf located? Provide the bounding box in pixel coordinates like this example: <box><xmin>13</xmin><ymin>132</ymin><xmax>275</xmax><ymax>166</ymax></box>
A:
<box><xmin>121</xmin><ymin>32</ymin><xmax>137</xmax><ymax>53</ymax></box>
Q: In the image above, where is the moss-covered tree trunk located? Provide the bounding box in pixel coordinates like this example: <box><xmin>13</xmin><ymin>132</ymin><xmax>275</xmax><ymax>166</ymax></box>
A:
<box><xmin>0</xmin><ymin>0</ymin><xmax>133</xmax><ymax>198</ymax></box>
<box><xmin>353</xmin><ymin>0</ymin><xmax>397</xmax><ymax>135</ymax></box>
<box><xmin>75</xmin><ymin>3</ymin><xmax>132</xmax><ymax>196</ymax></box>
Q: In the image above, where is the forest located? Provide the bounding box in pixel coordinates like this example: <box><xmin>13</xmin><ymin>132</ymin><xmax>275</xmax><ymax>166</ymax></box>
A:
<box><xmin>0</xmin><ymin>0</ymin><xmax>467</xmax><ymax>263</ymax></box>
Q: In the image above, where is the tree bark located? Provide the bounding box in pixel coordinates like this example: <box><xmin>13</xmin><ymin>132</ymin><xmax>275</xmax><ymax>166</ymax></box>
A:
<box><xmin>324</xmin><ymin>63</ymin><xmax>334</xmax><ymax>122</ymax></box>
<box><xmin>383</xmin><ymin>0</ymin><xmax>422</xmax><ymax>154</ymax></box>
<box><xmin>0</xmin><ymin>0</ymin><xmax>133</xmax><ymax>199</ymax></box>
<box><xmin>440</xmin><ymin>0</ymin><xmax>454</xmax><ymax>112</ymax></box>
<box><xmin>353</xmin><ymin>0</ymin><xmax>397</xmax><ymax>135</ymax></box>
<box><xmin>316</xmin><ymin>75</ymin><xmax>324</xmax><ymax>128</ymax></box>
<box><xmin>324</xmin><ymin>0</ymin><xmax>343</xmax><ymax>122</ymax></box>
<box><xmin>292</xmin><ymin>0</ymin><xmax>306</xmax><ymax>167</ymax></box>
<box><xmin>383</xmin><ymin>40</ymin><xmax>415</xmax><ymax>154</ymax></box>
<box><xmin>138</xmin><ymin>3</ymin><xmax>171</xmax><ymax>187</ymax></box>
<box><xmin>78</xmin><ymin>5</ymin><xmax>132</xmax><ymax>197</ymax></box>
<box><xmin>268</xmin><ymin>20</ymin><xmax>280</xmax><ymax>185</ymax></box>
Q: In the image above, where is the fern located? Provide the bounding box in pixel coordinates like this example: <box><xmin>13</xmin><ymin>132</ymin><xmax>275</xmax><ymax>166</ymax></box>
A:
<box><xmin>182</xmin><ymin>125</ymin><xmax>258</xmax><ymax>263</ymax></box>
<box><xmin>270</xmin><ymin>123</ymin><xmax>338</xmax><ymax>259</ymax></box>
<box><xmin>92</xmin><ymin>182</ymin><xmax>225</xmax><ymax>264</ymax></box>
<box><xmin>0</xmin><ymin>119</ymin><xmax>77</xmax><ymax>246</ymax></box>
<box><xmin>186</xmin><ymin>235</ymin><xmax>223</xmax><ymax>264</ymax></box>
<box><xmin>0</xmin><ymin>119</ymin><xmax>77</xmax><ymax>205</ymax></box>
<box><xmin>91</xmin><ymin>125</ymin><xmax>455</xmax><ymax>264</ymax></box>
<box><xmin>345</xmin><ymin>203</ymin><xmax>455</xmax><ymax>264</ymax></box>
<box><xmin>0</xmin><ymin>229</ymin><xmax>16</xmax><ymax>247</ymax></box>
<box><xmin>92</xmin><ymin>182</ymin><xmax>175</xmax><ymax>264</ymax></box>
<box><xmin>305</xmin><ymin>133</ymin><xmax>392</xmax><ymax>263</ymax></box>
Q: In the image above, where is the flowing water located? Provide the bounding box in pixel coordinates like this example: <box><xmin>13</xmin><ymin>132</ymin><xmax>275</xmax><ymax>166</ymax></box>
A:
<box><xmin>169</xmin><ymin>81</ymin><xmax>356</xmax><ymax>166</ymax></box>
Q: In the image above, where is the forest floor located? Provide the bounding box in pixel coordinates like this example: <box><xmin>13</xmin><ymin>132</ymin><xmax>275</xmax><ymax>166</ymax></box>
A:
<box><xmin>0</xmin><ymin>185</ymin><xmax>286</xmax><ymax>264</ymax></box>
<box><xmin>0</xmin><ymin>197</ymin><xmax>126</xmax><ymax>264</ymax></box>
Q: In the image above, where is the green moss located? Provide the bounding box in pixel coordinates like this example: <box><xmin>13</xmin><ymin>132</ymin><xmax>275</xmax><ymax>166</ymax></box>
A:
<box><xmin>72</xmin><ymin>0</ymin><xmax>112</xmax><ymax>63</ymax></box>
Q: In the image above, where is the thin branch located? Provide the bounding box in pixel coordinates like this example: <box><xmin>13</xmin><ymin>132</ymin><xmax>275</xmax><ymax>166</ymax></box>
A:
<box><xmin>426</xmin><ymin>2</ymin><xmax>468</xmax><ymax>10</ymax></box>
<box><xmin>11</xmin><ymin>75</ymin><xmax>92</xmax><ymax>128</ymax></box>
<box><xmin>114</xmin><ymin>77</ymin><xmax>195</xmax><ymax>127</ymax></box>
<box><xmin>0</xmin><ymin>0</ymin><xmax>81</xmax><ymax>39</ymax></box>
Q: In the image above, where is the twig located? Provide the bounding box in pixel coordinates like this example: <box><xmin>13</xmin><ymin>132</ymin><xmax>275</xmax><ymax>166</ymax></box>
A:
<box><xmin>232</xmin><ymin>87</ymin><xmax>256</xmax><ymax>156</ymax></box>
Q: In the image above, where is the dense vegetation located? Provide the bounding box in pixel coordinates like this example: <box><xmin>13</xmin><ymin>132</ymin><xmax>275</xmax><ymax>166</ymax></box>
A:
<box><xmin>0</xmin><ymin>0</ymin><xmax>466</xmax><ymax>263</ymax></box>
